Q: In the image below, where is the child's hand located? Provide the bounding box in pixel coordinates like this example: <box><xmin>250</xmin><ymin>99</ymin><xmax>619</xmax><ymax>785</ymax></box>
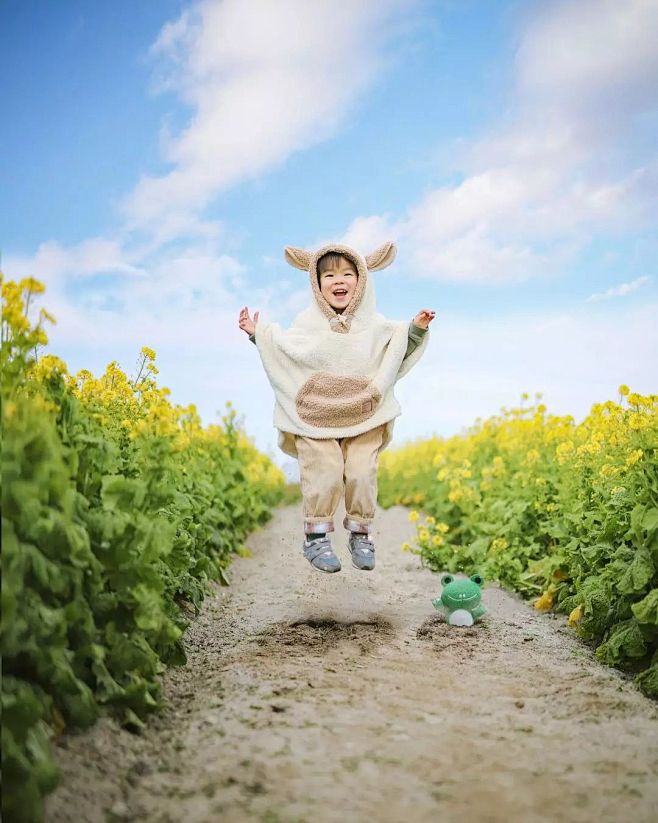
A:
<box><xmin>238</xmin><ymin>306</ymin><xmax>259</xmax><ymax>336</ymax></box>
<box><xmin>412</xmin><ymin>309</ymin><xmax>436</xmax><ymax>330</ymax></box>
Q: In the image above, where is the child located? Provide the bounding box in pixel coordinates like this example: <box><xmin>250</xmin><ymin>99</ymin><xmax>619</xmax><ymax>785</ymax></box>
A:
<box><xmin>238</xmin><ymin>241</ymin><xmax>434</xmax><ymax>573</ymax></box>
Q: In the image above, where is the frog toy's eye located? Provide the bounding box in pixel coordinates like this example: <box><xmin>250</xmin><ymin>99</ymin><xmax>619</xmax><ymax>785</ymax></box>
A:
<box><xmin>440</xmin><ymin>574</ymin><xmax>454</xmax><ymax>586</ymax></box>
<box><xmin>470</xmin><ymin>572</ymin><xmax>484</xmax><ymax>586</ymax></box>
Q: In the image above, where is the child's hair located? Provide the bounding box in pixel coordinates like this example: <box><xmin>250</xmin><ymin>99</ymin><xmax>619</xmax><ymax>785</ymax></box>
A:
<box><xmin>317</xmin><ymin>252</ymin><xmax>358</xmax><ymax>288</ymax></box>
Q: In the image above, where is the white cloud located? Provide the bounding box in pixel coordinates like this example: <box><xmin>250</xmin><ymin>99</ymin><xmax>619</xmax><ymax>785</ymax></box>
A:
<box><xmin>516</xmin><ymin>0</ymin><xmax>658</xmax><ymax>134</ymax></box>
<box><xmin>5</xmin><ymin>245</ymin><xmax>240</xmax><ymax>346</ymax></box>
<box><xmin>391</xmin><ymin>299</ymin><xmax>658</xmax><ymax>448</ymax></box>
<box><xmin>123</xmin><ymin>0</ymin><xmax>413</xmax><ymax>233</ymax></box>
<box><xmin>339</xmin><ymin>215</ymin><xmax>397</xmax><ymax>254</ymax></box>
<box><xmin>344</xmin><ymin>0</ymin><xmax>658</xmax><ymax>284</ymax></box>
<box><xmin>7</xmin><ymin>238</ymin><xmax>143</xmax><ymax>288</ymax></box>
<box><xmin>586</xmin><ymin>275</ymin><xmax>651</xmax><ymax>302</ymax></box>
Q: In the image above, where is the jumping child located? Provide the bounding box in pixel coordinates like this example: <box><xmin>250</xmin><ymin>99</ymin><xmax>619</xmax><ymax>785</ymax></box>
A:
<box><xmin>238</xmin><ymin>241</ymin><xmax>434</xmax><ymax>573</ymax></box>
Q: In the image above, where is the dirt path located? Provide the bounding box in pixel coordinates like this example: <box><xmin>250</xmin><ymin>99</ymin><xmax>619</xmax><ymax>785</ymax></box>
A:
<box><xmin>47</xmin><ymin>501</ymin><xmax>658</xmax><ymax>823</ymax></box>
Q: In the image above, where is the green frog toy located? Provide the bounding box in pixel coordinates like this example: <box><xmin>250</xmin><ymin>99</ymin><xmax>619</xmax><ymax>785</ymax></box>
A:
<box><xmin>432</xmin><ymin>573</ymin><xmax>487</xmax><ymax>626</ymax></box>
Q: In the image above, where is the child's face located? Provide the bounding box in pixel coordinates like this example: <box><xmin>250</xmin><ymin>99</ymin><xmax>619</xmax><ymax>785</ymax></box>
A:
<box><xmin>318</xmin><ymin>256</ymin><xmax>358</xmax><ymax>313</ymax></box>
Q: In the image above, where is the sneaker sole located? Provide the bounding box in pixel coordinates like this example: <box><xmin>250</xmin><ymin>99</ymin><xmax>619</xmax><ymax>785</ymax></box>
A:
<box><xmin>350</xmin><ymin>556</ymin><xmax>375</xmax><ymax>571</ymax></box>
<box><xmin>305</xmin><ymin>553</ymin><xmax>341</xmax><ymax>573</ymax></box>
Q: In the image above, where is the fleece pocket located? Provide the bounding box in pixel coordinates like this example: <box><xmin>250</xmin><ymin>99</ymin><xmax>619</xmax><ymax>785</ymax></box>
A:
<box><xmin>295</xmin><ymin>372</ymin><xmax>382</xmax><ymax>428</ymax></box>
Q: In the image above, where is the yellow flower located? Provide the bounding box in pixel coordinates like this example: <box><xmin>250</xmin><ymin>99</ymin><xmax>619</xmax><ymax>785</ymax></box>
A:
<box><xmin>408</xmin><ymin>510</ymin><xmax>419</xmax><ymax>522</ymax></box>
<box><xmin>626</xmin><ymin>448</ymin><xmax>643</xmax><ymax>467</ymax></box>
<box><xmin>489</xmin><ymin>537</ymin><xmax>508</xmax><ymax>553</ymax></box>
<box><xmin>39</xmin><ymin>307</ymin><xmax>57</xmax><ymax>325</ymax></box>
<box><xmin>140</xmin><ymin>346</ymin><xmax>156</xmax><ymax>360</ymax></box>
<box><xmin>448</xmin><ymin>487</ymin><xmax>463</xmax><ymax>503</ymax></box>
<box><xmin>556</xmin><ymin>441</ymin><xmax>575</xmax><ymax>464</ymax></box>
<box><xmin>618</xmin><ymin>384</ymin><xmax>630</xmax><ymax>396</ymax></box>
<box><xmin>19</xmin><ymin>276</ymin><xmax>45</xmax><ymax>294</ymax></box>
<box><xmin>32</xmin><ymin>354</ymin><xmax>68</xmax><ymax>381</ymax></box>
<box><xmin>534</xmin><ymin>590</ymin><xmax>554</xmax><ymax>610</ymax></box>
<box><xmin>4</xmin><ymin>308</ymin><xmax>29</xmax><ymax>332</ymax></box>
<box><xmin>418</xmin><ymin>528</ymin><xmax>430</xmax><ymax>542</ymax></box>
<box><xmin>34</xmin><ymin>328</ymin><xmax>48</xmax><ymax>345</ymax></box>
<box><xmin>568</xmin><ymin>605</ymin><xmax>584</xmax><ymax>627</ymax></box>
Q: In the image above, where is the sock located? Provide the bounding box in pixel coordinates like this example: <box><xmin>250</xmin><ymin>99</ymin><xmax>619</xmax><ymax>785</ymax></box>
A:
<box><xmin>307</xmin><ymin>531</ymin><xmax>326</xmax><ymax>541</ymax></box>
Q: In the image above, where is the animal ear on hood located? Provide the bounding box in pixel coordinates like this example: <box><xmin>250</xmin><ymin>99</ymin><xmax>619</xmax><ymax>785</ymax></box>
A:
<box><xmin>365</xmin><ymin>241</ymin><xmax>397</xmax><ymax>271</ymax></box>
<box><xmin>284</xmin><ymin>246</ymin><xmax>311</xmax><ymax>271</ymax></box>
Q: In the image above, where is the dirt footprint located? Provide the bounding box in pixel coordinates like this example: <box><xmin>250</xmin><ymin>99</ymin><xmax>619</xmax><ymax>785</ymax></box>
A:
<box><xmin>415</xmin><ymin>615</ymin><xmax>491</xmax><ymax>663</ymax></box>
<box><xmin>253</xmin><ymin>616</ymin><xmax>395</xmax><ymax>658</ymax></box>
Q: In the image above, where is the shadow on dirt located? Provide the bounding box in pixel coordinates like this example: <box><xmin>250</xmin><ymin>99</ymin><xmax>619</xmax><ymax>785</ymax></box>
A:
<box><xmin>251</xmin><ymin>617</ymin><xmax>395</xmax><ymax>657</ymax></box>
<box><xmin>416</xmin><ymin>615</ymin><xmax>489</xmax><ymax>658</ymax></box>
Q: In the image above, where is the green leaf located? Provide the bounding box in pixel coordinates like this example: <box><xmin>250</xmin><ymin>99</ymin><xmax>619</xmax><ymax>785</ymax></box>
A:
<box><xmin>100</xmin><ymin>476</ymin><xmax>147</xmax><ymax>512</ymax></box>
<box><xmin>617</xmin><ymin>548</ymin><xmax>654</xmax><ymax>595</ymax></box>
<box><xmin>631</xmin><ymin>588</ymin><xmax>658</xmax><ymax>624</ymax></box>
<box><xmin>131</xmin><ymin>583</ymin><xmax>167</xmax><ymax>632</ymax></box>
<box><xmin>635</xmin><ymin>663</ymin><xmax>658</xmax><ymax>699</ymax></box>
<box><xmin>596</xmin><ymin>619</ymin><xmax>647</xmax><ymax>664</ymax></box>
<box><xmin>642</xmin><ymin>507</ymin><xmax>658</xmax><ymax>535</ymax></box>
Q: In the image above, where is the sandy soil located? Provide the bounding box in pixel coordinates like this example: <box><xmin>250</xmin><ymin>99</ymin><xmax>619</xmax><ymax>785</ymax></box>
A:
<box><xmin>46</xmin><ymin>500</ymin><xmax>658</xmax><ymax>823</ymax></box>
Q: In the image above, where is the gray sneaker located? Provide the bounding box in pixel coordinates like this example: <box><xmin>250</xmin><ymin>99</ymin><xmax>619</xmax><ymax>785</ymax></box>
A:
<box><xmin>302</xmin><ymin>535</ymin><xmax>341</xmax><ymax>573</ymax></box>
<box><xmin>347</xmin><ymin>533</ymin><xmax>376</xmax><ymax>570</ymax></box>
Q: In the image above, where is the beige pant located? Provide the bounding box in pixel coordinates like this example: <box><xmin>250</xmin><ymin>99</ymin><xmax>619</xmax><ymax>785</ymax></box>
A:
<box><xmin>294</xmin><ymin>423</ymin><xmax>387</xmax><ymax>536</ymax></box>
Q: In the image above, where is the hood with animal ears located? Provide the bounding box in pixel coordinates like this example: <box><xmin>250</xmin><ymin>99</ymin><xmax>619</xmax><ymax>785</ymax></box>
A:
<box><xmin>283</xmin><ymin>241</ymin><xmax>397</xmax><ymax>334</ymax></box>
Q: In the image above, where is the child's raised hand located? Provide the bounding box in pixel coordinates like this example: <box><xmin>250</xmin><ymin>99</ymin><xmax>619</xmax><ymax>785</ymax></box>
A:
<box><xmin>413</xmin><ymin>309</ymin><xmax>436</xmax><ymax>330</ymax></box>
<box><xmin>238</xmin><ymin>306</ymin><xmax>259</xmax><ymax>336</ymax></box>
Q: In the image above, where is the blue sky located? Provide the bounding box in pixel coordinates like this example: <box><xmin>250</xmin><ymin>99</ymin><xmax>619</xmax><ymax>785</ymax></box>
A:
<box><xmin>3</xmin><ymin>0</ymin><xmax>657</xmax><ymax>470</ymax></box>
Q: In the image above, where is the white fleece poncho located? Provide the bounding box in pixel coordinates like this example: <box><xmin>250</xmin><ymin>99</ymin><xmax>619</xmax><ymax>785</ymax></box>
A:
<box><xmin>253</xmin><ymin>241</ymin><xmax>430</xmax><ymax>459</ymax></box>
